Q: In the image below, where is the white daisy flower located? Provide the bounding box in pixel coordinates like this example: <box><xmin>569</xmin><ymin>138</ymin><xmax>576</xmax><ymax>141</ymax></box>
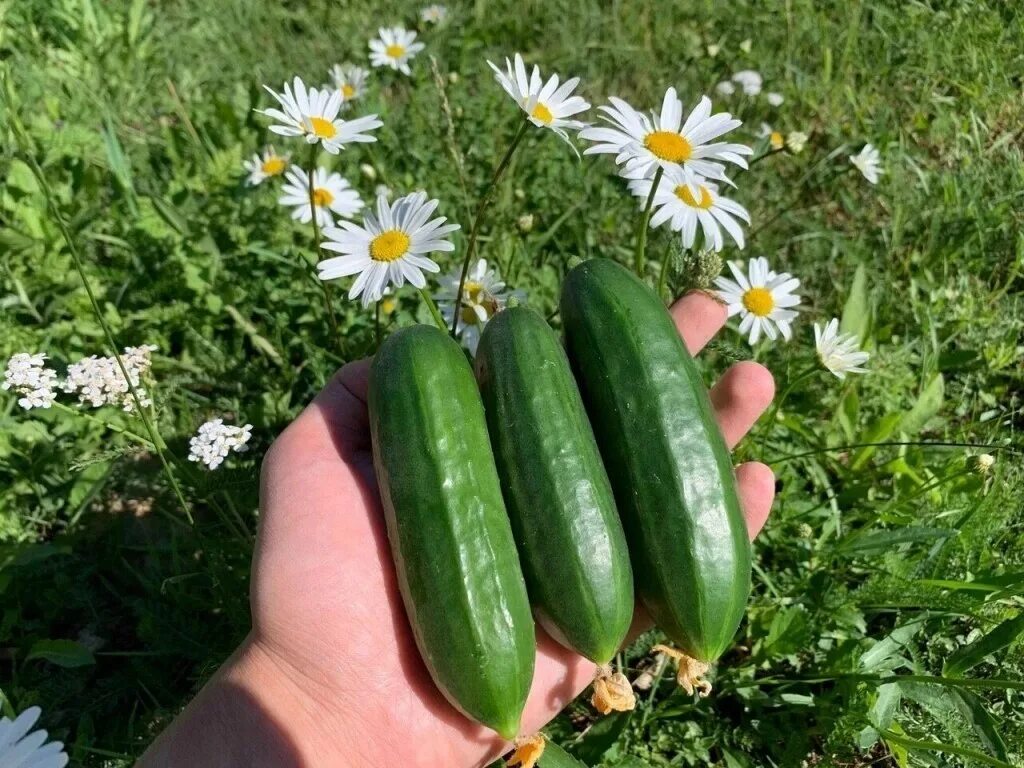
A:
<box><xmin>579</xmin><ymin>88</ymin><xmax>752</xmax><ymax>183</ymax></box>
<box><xmin>766</xmin><ymin>92</ymin><xmax>784</xmax><ymax>107</ymax></box>
<box><xmin>714</xmin><ymin>81</ymin><xmax>735</xmax><ymax>96</ymax></box>
<box><xmin>420</xmin><ymin>4</ymin><xmax>448</xmax><ymax>23</ymax></box>
<box><xmin>714</xmin><ymin>257</ymin><xmax>802</xmax><ymax>344</ymax></box>
<box><xmin>814</xmin><ymin>318</ymin><xmax>869</xmax><ymax>379</ymax></box>
<box><xmin>318</xmin><ymin>191</ymin><xmax>460</xmax><ymax>308</ymax></box>
<box><xmin>328</xmin><ymin>64</ymin><xmax>370</xmax><ymax>103</ymax></box>
<box><xmin>278</xmin><ymin>166</ymin><xmax>363</xmax><ymax>229</ymax></box>
<box><xmin>487</xmin><ymin>53</ymin><xmax>590</xmax><ymax>151</ymax></box>
<box><xmin>258</xmin><ymin>76</ymin><xmax>382</xmax><ymax>154</ymax></box>
<box><xmin>850</xmin><ymin>143</ymin><xmax>883</xmax><ymax>184</ymax></box>
<box><xmin>243</xmin><ymin>146</ymin><xmax>289</xmax><ymax>186</ymax></box>
<box><xmin>369</xmin><ymin>27</ymin><xmax>425</xmax><ymax>75</ymax></box>
<box><xmin>731</xmin><ymin>70</ymin><xmax>762</xmax><ymax>96</ymax></box>
<box><xmin>188</xmin><ymin>419</ymin><xmax>253</xmax><ymax>470</ymax></box>
<box><xmin>436</xmin><ymin>258</ymin><xmax>519</xmax><ymax>353</ymax></box>
<box><xmin>0</xmin><ymin>706</ymin><xmax>68</xmax><ymax>768</ymax></box>
<box><xmin>3</xmin><ymin>353</ymin><xmax>58</xmax><ymax>410</ymax></box>
<box><xmin>629</xmin><ymin>166</ymin><xmax>750</xmax><ymax>252</ymax></box>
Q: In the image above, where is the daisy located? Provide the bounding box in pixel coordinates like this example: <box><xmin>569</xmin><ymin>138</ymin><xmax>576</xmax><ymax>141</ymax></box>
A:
<box><xmin>579</xmin><ymin>88</ymin><xmax>752</xmax><ymax>183</ymax></box>
<box><xmin>850</xmin><ymin>143</ymin><xmax>883</xmax><ymax>184</ymax></box>
<box><xmin>437</xmin><ymin>258</ymin><xmax>519</xmax><ymax>353</ymax></box>
<box><xmin>759</xmin><ymin>123</ymin><xmax>783</xmax><ymax>150</ymax></box>
<box><xmin>629</xmin><ymin>166</ymin><xmax>749</xmax><ymax>252</ymax></box>
<box><xmin>259</xmin><ymin>77</ymin><xmax>382</xmax><ymax>154</ymax></box>
<box><xmin>731</xmin><ymin>70</ymin><xmax>762</xmax><ymax>96</ymax></box>
<box><xmin>0</xmin><ymin>706</ymin><xmax>68</xmax><ymax>768</ymax></box>
<box><xmin>369</xmin><ymin>27</ymin><xmax>425</xmax><ymax>75</ymax></box>
<box><xmin>243</xmin><ymin>146</ymin><xmax>289</xmax><ymax>186</ymax></box>
<box><xmin>318</xmin><ymin>191</ymin><xmax>460</xmax><ymax>307</ymax></box>
<box><xmin>328</xmin><ymin>64</ymin><xmax>370</xmax><ymax>103</ymax></box>
<box><xmin>814</xmin><ymin>318</ymin><xmax>869</xmax><ymax>379</ymax></box>
<box><xmin>488</xmin><ymin>53</ymin><xmax>590</xmax><ymax>151</ymax></box>
<box><xmin>278</xmin><ymin>166</ymin><xmax>363</xmax><ymax>228</ymax></box>
<box><xmin>714</xmin><ymin>257</ymin><xmax>802</xmax><ymax>344</ymax></box>
<box><xmin>420</xmin><ymin>4</ymin><xmax>448</xmax><ymax>23</ymax></box>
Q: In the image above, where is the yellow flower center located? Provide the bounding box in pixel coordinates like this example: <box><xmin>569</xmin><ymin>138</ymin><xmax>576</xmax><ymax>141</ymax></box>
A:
<box><xmin>261</xmin><ymin>157</ymin><xmax>286</xmax><ymax>176</ymax></box>
<box><xmin>311</xmin><ymin>187</ymin><xmax>334</xmax><ymax>207</ymax></box>
<box><xmin>742</xmin><ymin>287</ymin><xmax>775</xmax><ymax>317</ymax></box>
<box><xmin>385</xmin><ymin>44</ymin><xmax>406</xmax><ymax>59</ymax></box>
<box><xmin>770</xmin><ymin>131</ymin><xmax>784</xmax><ymax>150</ymax></box>
<box><xmin>530</xmin><ymin>102</ymin><xmax>554</xmax><ymax>124</ymax></box>
<box><xmin>380</xmin><ymin>297</ymin><xmax>397</xmax><ymax>314</ymax></box>
<box><xmin>674</xmin><ymin>184</ymin><xmax>714</xmax><ymax>209</ymax></box>
<box><xmin>459</xmin><ymin>281</ymin><xmax>498</xmax><ymax>324</ymax></box>
<box><xmin>370</xmin><ymin>229</ymin><xmax>411</xmax><ymax>262</ymax></box>
<box><xmin>643</xmin><ymin>130</ymin><xmax>692</xmax><ymax>162</ymax></box>
<box><xmin>309</xmin><ymin>116</ymin><xmax>337</xmax><ymax>139</ymax></box>
<box><xmin>341</xmin><ymin>84</ymin><xmax>356</xmax><ymax>99</ymax></box>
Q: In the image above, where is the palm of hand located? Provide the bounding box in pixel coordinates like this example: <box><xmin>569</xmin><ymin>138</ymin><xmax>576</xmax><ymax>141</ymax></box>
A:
<box><xmin>252</xmin><ymin>293</ymin><xmax>776</xmax><ymax>768</ymax></box>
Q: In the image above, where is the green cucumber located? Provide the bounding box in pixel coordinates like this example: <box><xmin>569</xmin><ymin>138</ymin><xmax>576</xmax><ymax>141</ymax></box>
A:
<box><xmin>475</xmin><ymin>307</ymin><xmax>633</xmax><ymax>664</ymax></box>
<box><xmin>560</xmin><ymin>259</ymin><xmax>751</xmax><ymax>662</ymax></box>
<box><xmin>369</xmin><ymin>325</ymin><xmax>534</xmax><ymax>739</ymax></box>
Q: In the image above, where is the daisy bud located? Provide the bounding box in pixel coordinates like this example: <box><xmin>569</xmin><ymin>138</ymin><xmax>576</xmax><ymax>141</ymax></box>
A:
<box><xmin>516</xmin><ymin>213</ymin><xmax>534</xmax><ymax>233</ymax></box>
<box><xmin>969</xmin><ymin>454</ymin><xmax>995</xmax><ymax>474</ymax></box>
<box><xmin>448</xmin><ymin>71</ymin><xmax>459</xmax><ymax>85</ymax></box>
<box><xmin>740</xmin><ymin>38</ymin><xmax>752</xmax><ymax>53</ymax></box>
<box><xmin>706</xmin><ymin>44</ymin><xmax>720</xmax><ymax>57</ymax></box>
<box><xmin>360</xmin><ymin>163</ymin><xmax>377</xmax><ymax>181</ymax></box>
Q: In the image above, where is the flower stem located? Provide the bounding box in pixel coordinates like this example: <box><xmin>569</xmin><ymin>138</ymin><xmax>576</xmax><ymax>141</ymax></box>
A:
<box><xmin>307</xmin><ymin>146</ymin><xmax>340</xmax><ymax>342</ymax></box>
<box><xmin>634</xmin><ymin>165</ymin><xmax>664</xmax><ymax>277</ymax></box>
<box><xmin>657</xmin><ymin>246</ymin><xmax>679</xmax><ymax>302</ymax></box>
<box><xmin>756</xmin><ymin>364</ymin><xmax>820</xmax><ymax>457</ymax></box>
<box><xmin>2</xmin><ymin>80</ymin><xmax>193</xmax><ymax>524</ymax></box>
<box><xmin>419</xmin><ymin>288</ymin><xmax>448</xmax><ymax>333</ymax></box>
<box><xmin>374</xmin><ymin>300</ymin><xmax>382</xmax><ymax>348</ymax></box>
<box><xmin>450</xmin><ymin>115</ymin><xmax>530</xmax><ymax>336</ymax></box>
<box><xmin>52</xmin><ymin>401</ymin><xmax>157</xmax><ymax>448</ymax></box>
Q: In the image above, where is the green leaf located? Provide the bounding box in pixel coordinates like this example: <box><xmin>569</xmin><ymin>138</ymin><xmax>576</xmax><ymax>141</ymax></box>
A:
<box><xmin>898</xmin><ymin>373</ymin><xmax>944</xmax><ymax>435</ymax></box>
<box><xmin>836</xmin><ymin>527</ymin><xmax>953</xmax><ymax>556</ymax></box>
<box><xmin>868</xmin><ymin>682</ymin><xmax>901</xmax><ymax>729</ymax></box>
<box><xmin>539</xmin><ymin>741</ymin><xmax>589</xmax><ymax>768</ymax></box>
<box><xmin>571</xmin><ymin>710</ymin><xmax>631</xmax><ymax>765</ymax></box>
<box><xmin>27</xmin><ymin>639</ymin><xmax>95</xmax><ymax>668</ymax></box>
<box><xmin>943</xmin><ymin>613</ymin><xmax>1024</xmax><ymax>677</ymax></box>
<box><xmin>840</xmin><ymin>263</ymin><xmax>870</xmax><ymax>343</ymax></box>
<box><xmin>851</xmin><ymin>412</ymin><xmax>901</xmax><ymax>469</ymax></box>
<box><xmin>950</xmin><ymin>688</ymin><xmax>1009</xmax><ymax>762</ymax></box>
<box><xmin>102</xmin><ymin>117</ymin><xmax>136</xmax><ymax>213</ymax></box>
<box><xmin>879</xmin><ymin>729</ymin><xmax>1014</xmax><ymax>768</ymax></box>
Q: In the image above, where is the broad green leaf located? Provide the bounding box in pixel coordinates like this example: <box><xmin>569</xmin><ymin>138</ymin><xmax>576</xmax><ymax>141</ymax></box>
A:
<box><xmin>836</xmin><ymin>527</ymin><xmax>953</xmax><ymax>556</ymax></box>
<box><xmin>880</xmin><ymin>729</ymin><xmax>1014</xmax><ymax>768</ymax></box>
<box><xmin>27</xmin><ymin>639</ymin><xmax>95</xmax><ymax>668</ymax></box>
<box><xmin>102</xmin><ymin>117</ymin><xmax>137</xmax><ymax>215</ymax></box>
<box><xmin>943</xmin><ymin>613</ymin><xmax>1024</xmax><ymax>677</ymax></box>
<box><xmin>859</xmin><ymin>622</ymin><xmax>922</xmax><ymax>671</ymax></box>
<box><xmin>851</xmin><ymin>412</ymin><xmax>901</xmax><ymax>469</ymax></box>
<box><xmin>571</xmin><ymin>710</ymin><xmax>630</xmax><ymax>765</ymax></box>
<box><xmin>868</xmin><ymin>681</ymin><xmax>901</xmax><ymax>729</ymax></box>
<box><xmin>898</xmin><ymin>373</ymin><xmax>944</xmax><ymax>435</ymax></box>
<box><xmin>837</xmin><ymin>387</ymin><xmax>859</xmax><ymax>442</ymax></box>
<box><xmin>840</xmin><ymin>263</ymin><xmax>870</xmax><ymax>343</ymax></box>
<box><xmin>539</xmin><ymin>741</ymin><xmax>589</xmax><ymax>768</ymax></box>
<box><xmin>950</xmin><ymin>688</ymin><xmax>1009</xmax><ymax>762</ymax></box>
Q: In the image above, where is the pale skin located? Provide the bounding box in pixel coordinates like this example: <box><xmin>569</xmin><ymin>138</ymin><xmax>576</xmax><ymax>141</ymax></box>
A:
<box><xmin>139</xmin><ymin>291</ymin><xmax>776</xmax><ymax>768</ymax></box>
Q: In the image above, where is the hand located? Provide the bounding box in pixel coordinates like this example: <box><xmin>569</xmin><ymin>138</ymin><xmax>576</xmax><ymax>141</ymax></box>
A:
<box><xmin>139</xmin><ymin>291</ymin><xmax>776</xmax><ymax>768</ymax></box>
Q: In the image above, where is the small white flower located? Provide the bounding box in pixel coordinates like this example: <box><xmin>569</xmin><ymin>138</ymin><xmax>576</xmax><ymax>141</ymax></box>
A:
<box><xmin>278</xmin><ymin>166</ymin><xmax>363</xmax><ymax>229</ymax></box>
<box><xmin>731</xmin><ymin>69</ymin><xmax>762</xmax><ymax>95</ymax></box>
<box><xmin>628</xmin><ymin>166</ymin><xmax>749</xmax><ymax>252</ymax></box>
<box><xmin>814</xmin><ymin>318</ymin><xmax>869</xmax><ymax>379</ymax></box>
<box><xmin>63</xmin><ymin>345</ymin><xmax>157</xmax><ymax>412</ymax></box>
<box><xmin>0</xmin><ymin>706</ymin><xmax>68</xmax><ymax>768</ymax></box>
<box><xmin>436</xmin><ymin>258</ymin><xmax>520</xmax><ymax>353</ymax></box>
<box><xmin>739</xmin><ymin>39</ymin><xmax>753</xmax><ymax>54</ymax></box>
<box><xmin>375</xmin><ymin>183</ymin><xmax>393</xmax><ymax>198</ymax></box>
<box><xmin>258</xmin><ymin>76</ymin><xmax>382</xmax><ymax>154</ymax></box>
<box><xmin>850</xmin><ymin>143</ymin><xmax>883</xmax><ymax>184</ymax></box>
<box><xmin>766</xmin><ymin>92</ymin><xmax>784</xmax><ymax>107</ymax></box>
<box><xmin>715</xmin><ymin>81</ymin><xmax>735</xmax><ymax>96</ymax></box>
<box><xmin>488</xmin><ymin>53</ymin><xmax>590</xmax><ymax>152</ymax></box>
<box><xmin>706</xmin><ymin>44</ymin><xmax>721</xmax><ymax>58</ymax></box>
<box><xmin>328</xmin><ymin>64</ymin><xmax>370</xmax><ymax>103</ymax></box>
<box><xmin>188</xmin><ymin>419</ymin><xmax>253</xmax><ymax>470</ymax></box>
<box><xmin>786</xmin><ymin>131</ymin><xmax>809</xmax><ymax>153</ymax></box>
<box><xmin>369</xmin><ymin>27</ymin><xmax>425</xmax><ymax>75</ymax></box>
<box><xmin>579</xmin><ymin>88</ymin><xmax>752</xmax><ymax>183</ymax></box>
<box><xmin>972</xmin><ymin>453</ymin><xmax>996</xmax><ymax>474</ymax></box>
<box><xmin>714</xmin><ymin>257</ymin><xmax>802</xmax><ymax>344</ymax></box>
<box><xmin>243</xmin><ymin>146</ymin><xmax>289</xmax><ymax>186</ymax></box>
<box><xmin>3</xmin><ymin>353</ymin><xmax>58</xmax><ymax>410</ymax></box>
<box><xmin>318</xmin><ymin>191</ymin><xmax>460</xmax><ymax>308</ymax></box>
<box><xmin>420</xmin><ymin>4</ymin><xmax>448</xmax><ymax>23</ymax></box>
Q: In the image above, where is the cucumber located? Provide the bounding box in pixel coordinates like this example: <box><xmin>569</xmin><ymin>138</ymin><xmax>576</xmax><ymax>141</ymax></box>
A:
<box><xmin>475</xmin><ymin>307</ymin><xmax>633</xmax><ymax>664</ymax></box>
<box><xmin>368</xmin><ymin>325</ymin><xmax>535</xmax><ymax>739</ymax></box>
<box><xmin>560</xmin><ymin>259</ymin><xmax>751</xmax><ymax>662</ymax></box>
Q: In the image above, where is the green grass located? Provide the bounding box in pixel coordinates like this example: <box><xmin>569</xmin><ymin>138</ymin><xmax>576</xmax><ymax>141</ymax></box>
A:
<box><xmin>1</xmin><ymin>0</ymin><xmax>1022</xmax><ymax>765</ymax></box>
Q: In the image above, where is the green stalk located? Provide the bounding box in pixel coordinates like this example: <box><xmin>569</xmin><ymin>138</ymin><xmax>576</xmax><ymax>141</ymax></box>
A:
<box><xmin>756</xmin><ymin>364</ymin><xmax>819</xmax><ymax>457</ymax></box>
<box><xmin>306</xmin><ymin>145</ymin><xmax>340</xmax><ymax>341</ymax></box>
<box><xmin>450</xmin><ymin>115</ymin><xmax>530</xmax><ymax>336</ymax></box>
<box><xmin>633</xmin><ymin>165</ymin><xmax>664</xmax><ymax>276</ymax></box>
<box><xmin>418</xmin><ymin>288</ymin><xmax>448</xmax><ymax>332</ymax></box>
<box><xmin>52</xmin><ymin>401</ymin><xmax>156</xmax><ymax>448</ymax></box>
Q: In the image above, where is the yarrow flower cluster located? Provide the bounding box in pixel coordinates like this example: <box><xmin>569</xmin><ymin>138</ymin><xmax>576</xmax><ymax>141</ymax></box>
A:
<box><xmin>0</xmin><ymin>706</ymin><xmax>68</xmax><ymax>768</ymax></box>
<box><xmin>188</xmin><ymin>419</ymin><xmax>253</xmax><ymax>470</ymax></box>
<box><xmin>2</xmin><ymin>353</ymin><xmax>58</xmax><ymax>410</ymax></box>
<box><xmin>62</xmin><ymin>345</ymin><xmax>156</xmax><ymax>412</ymax></box>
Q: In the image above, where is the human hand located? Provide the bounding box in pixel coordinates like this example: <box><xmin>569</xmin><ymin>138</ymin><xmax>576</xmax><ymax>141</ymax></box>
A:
<box><xmin>139</xmin><ymin>291</ymin><xmax>775</xmax><ymax>768</ymax></box>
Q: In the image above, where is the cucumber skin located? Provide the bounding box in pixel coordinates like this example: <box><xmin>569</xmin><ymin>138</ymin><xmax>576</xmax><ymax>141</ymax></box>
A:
<box><xmin>475</xmin><ymin>307</ymin><xmax>634</xmax><ymax>665</ymax></box>
<box><xmin>369</xmin><ymin>325</ymin><xmax>535</xmax><ymax>739</ymax></box>
<box><xmin>560</xmin><ymin>259</ymin><xmax>751</xmax><ymax>662</ymax></box>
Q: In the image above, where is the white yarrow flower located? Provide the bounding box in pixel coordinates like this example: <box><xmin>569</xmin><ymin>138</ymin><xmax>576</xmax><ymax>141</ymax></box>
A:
<box><xmin>258</xmin><ymin>76</ymin><xmax>382</xmax><ymax>154</ymax></box>
<box><xmin>63</xmin><ymin>345</ymin><xmax>157</xmax><ymax>412</ymax></box>
<box><xmin>579</xmin><ymin>88</ymin><xmax>752</xmax><ymax>183</ymax></box>
<box><xmin>243</xmin><ymin>146</ymin><xmax>289</xmax><ymax>186</ymax></box>
<box><xmin>850</xmin><ymin>143</ymin><xmax>883</xmax><ymax>184</ymax></box>
<box><xmin>786</xmin><ymin>131</ymin><xmax>809</xmax><ymax>153</ymax></box>
<box><xmin>328</xmin><ymin>64</ymin><xmax>370</xmax><ymax>103</ymax></box>
<box><xmin>420</xmin><ymin>4</ymin><xmax>448</xmax><ymax>23</ymax></box>
<box><xmin>731</xmin><ymin>70</ymin><xmax>762</xmax><ymax>95</ymax></box>
<box><xmin>437</xmin><ymin>258</ymin><xmax>520</xmax><ymax>354</ymax></box>
<box><xmin>488</xmin><ymin>53</ymin><xmax>590</xmax><ymax>152</ymax></box>
<box><xmin>766</xmin><ymin>92</ymin><xmax>784</xmax><ymax>107</ymax></box>
<box><xmin>318</xmin><ymin>191</ymin><xmax>460</xmax><ymax>307</ymax></box>
<box><xmin>278</xmin><ymin>166</ymin><xmax>363</xmax><ymax>229</ymax></box>
<box><xmin>369</xmin><ymin>27</ymin><xmax>425</xmax><ymax>75</ymax></box>
<box><xmin>814</xmin><ymin>318</ymin><xmax>869</xmax><ymax>379</ymax></box>
<box><xmin>628</xmin><ymin>166</ymin><xmax>749</xmax><ymax>252</ymax></box>
<box><xmin>2</xmin><ymin>353</ymin><xmax>58</xmax><ymax>410</ymax></box>
<box><xmin>188</xmin><ymin>419</ymin><xmax>253</xmax><ymax>470</ymax></box>
<box><xmin>714</xmin><ymin>257</ymin><xmax>802</xmax><ymax>344</ymax></box>
<box><xmin>0</xmin><ymin>706</ymin><xmax>68</xmax><ymax>768</ymax></box>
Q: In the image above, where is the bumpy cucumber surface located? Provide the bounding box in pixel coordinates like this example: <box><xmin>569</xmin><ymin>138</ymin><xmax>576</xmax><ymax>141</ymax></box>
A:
<box><xmin>561</xmin><ymin>259</ymin><xmax>751</xmax><ymax>662</ymax></box>
<box><xmin>475</xmin><ymin>307</ymin><xmax>633</xmax><ymax>665</ymax></box>
<box><xmin>369</xmin><ymin>324</ymin><xmax>534</xmax><ymax>739</ymax></box>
